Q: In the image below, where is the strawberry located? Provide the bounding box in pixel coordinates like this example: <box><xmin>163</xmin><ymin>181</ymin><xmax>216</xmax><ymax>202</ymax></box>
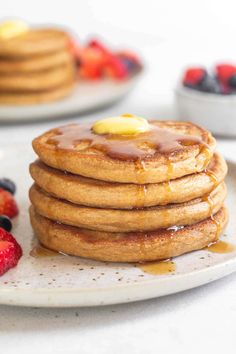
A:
<box><xmin>88</xmin><ymin>39</ymin><xmax>110</xmax><ymax>55</ymax></box>
<box><xmin>0</xmin><ymin>228</ymin><xmax>22</xmax><ymax>259</ymax></box>
<box><xmin>88</xmin><ymin>39</ymin><xmax>129</xmax><ymax>79</ymax></box>
<box><xmin>0</xmin><ymin>228</ymin><xmax>22</xmax><ymax>276</ymax></box>
<box><xmin>215</xmin><ymin>64</ymin><xmax>236</xmax><ymax>83</ymax></box>
<box><xmin>0</xmin><ymin>188</ymin><xmax>19</xmax><ymax>218</ymax></box>
<box><xmin>183</xmin><ymin>67</ymin><xmax>206</xmax><ymax>86</ymax></box>
<box><xmin>79</xmin><ymin>47</ymin><xmax>106</xmax><ymax>79</ymax></box>
<box><xmin>104</xmin><ymin>55</ymin><xmax>129</xmax><ymax>79</ymax></box>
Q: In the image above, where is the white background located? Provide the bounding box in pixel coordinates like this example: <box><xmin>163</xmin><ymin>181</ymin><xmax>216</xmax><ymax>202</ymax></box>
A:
<box><xmin>1</xmin><ymin>1</ymin><xmax>236</xmax><ymax>353</ymax></box>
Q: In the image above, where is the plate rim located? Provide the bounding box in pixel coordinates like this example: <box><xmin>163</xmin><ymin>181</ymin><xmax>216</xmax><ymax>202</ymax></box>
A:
<box><xmin>0</xmin><ymin>255</ymin><xmax>236</xmax><ymax>307</ymax></box>
<box><xmin>0</xmin><ymin>70</ymin><xmax>143</xmax><ymax>123</ymax></box>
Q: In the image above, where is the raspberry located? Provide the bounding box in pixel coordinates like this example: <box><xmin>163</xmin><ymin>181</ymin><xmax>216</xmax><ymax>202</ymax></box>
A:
<box><xmin>215</xmin><ymin>64</ymin><xmax>236</xmax><ymax>83</ymax></box>
<box><xmin>183</xmin><ymin>67</ymin><xmax>206</xmax><ymax>86</ymax></box>
<box><xmin>0</xmin><ymin>188</ymin><xmax>18</xmax><ymax>218</ymax></box>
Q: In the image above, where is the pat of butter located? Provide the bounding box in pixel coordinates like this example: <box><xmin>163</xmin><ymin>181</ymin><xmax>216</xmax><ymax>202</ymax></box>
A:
<box><xmin>92</xmin><ymin>114</ymin><xmax>150</xmax><ymax>135</ymax></box>
<box><xmin>0</xmin><ymin>20</ymin><xmax>29</xmax><ymax>40</ymax></box>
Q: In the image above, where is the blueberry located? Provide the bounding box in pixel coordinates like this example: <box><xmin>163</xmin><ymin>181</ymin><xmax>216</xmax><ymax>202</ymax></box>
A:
<box><xmin>119</xmin><ymin>55</ymin><xmax>141</xmax><ymax>73</ymax></box>
<box><xmin>0</xmin><ymin>178</ymin><xmax>16</xmax><ymax>195</ymax></box>
<box><xmin>0</xmin><ymin>215</ymin><xmax>12</xmax><ymax>232</ymax></box>
<box><xmin>120</xmin><ymin>57</ymin><xmax>136</xmax><ymax>71</ymax></box>
<box><xmin>228</xmin><ymin>74</ymin><xmax>236</xmax><ymax>89</ymax></box>
<box><xmin>183</xmin><ymin>83</ymin><xmax>198</xmax><ymax>90</ymax></box>
<box><xmin>198</xmin><ymin>75</ymin><xmax>221</xmax><ymax>94</ymax></box>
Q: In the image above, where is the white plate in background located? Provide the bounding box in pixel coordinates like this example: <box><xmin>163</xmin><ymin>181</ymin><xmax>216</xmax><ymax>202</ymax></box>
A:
<box><xmin>0</xmin><ymin>73</ymin><xmax>141</xmax><ymax>123</ymax></box>
<box><xmin>0</xmin><ymin>144</ymin><xmax>235</xmax><ymax>307</ymax></box>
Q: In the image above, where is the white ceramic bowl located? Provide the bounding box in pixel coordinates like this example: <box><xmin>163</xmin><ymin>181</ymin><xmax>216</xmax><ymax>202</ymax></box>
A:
<box><xmin>175</xmin><ymin>85</ymin><xmax>236</xmax><ymax>137</ymax></box>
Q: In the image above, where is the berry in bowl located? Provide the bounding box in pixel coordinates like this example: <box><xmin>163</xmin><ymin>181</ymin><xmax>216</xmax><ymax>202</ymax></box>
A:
<box><xmin>175</xmin><ymin>64</ymin><xmax>236</xmax><ymax>136</ymax></box>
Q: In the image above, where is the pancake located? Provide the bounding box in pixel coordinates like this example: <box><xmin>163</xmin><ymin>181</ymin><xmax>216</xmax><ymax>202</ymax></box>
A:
<box><xmin>29</xmin><ymin>206</ymin><xmax>228</xmax><ymax>262</ymax></box>
<box><xmin>32</xmin><ymin>121</ymin><xmax>216</xmax><ymax>184</ymax></box>
<box><xmin>0</xmin><ymin>80</ymin><xmax>74</xmax><ymax>105</ymax></box>
<box><xmin>0</xmin><ymin>28</ymin><xmax>70</xmax><ymax>58</ymax></box>
<box><xmin>0</xmin><ymin>50</ymin><xmax>73</xmax><ymax>73</ymax></box>
<box><xmin>29</xmin><ymin>182</ymin><xmax>226</xmax><ymax>232</ymax></box>
<box><xmin>29</xmin><ymin>153</ymin><xmax>227</xmax><ymax>209</ymax></box>
<box><xmin>0</xmin><ymin>63</ymin><xmax>75</xmax><ymax>92</ymax></box>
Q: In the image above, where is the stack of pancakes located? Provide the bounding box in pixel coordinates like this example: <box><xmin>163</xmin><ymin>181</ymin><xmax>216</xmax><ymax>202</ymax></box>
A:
<box><xmin>29</xmin><ymin>120</ymin><xmax>228</xmax><ymax>262</ymax></box>
<box><xmin>0</xmin><ymin>29</ymin><xmax>75</xmax><ymax>105</ymax></box>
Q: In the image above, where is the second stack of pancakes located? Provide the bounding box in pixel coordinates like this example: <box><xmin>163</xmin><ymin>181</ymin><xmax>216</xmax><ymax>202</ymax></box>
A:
<box><xmin>0</xmin><ymin>28</ymin><xmax>75</xmax><ymax>105</ymax></box>
<box><xmin>29</xmin><ymin>117</ymin><xmax>228</xmax><ymax>262</ymax></box>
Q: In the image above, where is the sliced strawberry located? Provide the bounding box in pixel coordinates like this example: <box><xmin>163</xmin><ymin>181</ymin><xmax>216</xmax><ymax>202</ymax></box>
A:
<box><xmin>88</xmin><ymin>39</ymin><xmax>129</xmax><ymax>79</ymax></box>
<box><xmin>183</xmin><ymin>67</ymin><xmax>206</xmax><ymax>86</ymax></box>
<box><xmin>0</xmin><ymin>228</ymin><xmax>22</xmax><ymax>260</ymax></box>
<box><xmin>0</xmin><ymin>188</ymin><xmax>18</xmax><ymax>218</ymax></box>
<box><xmin>88</xmin><ymin>39</ymin><xmax>110</xmax><ymax>55</ymax></box>
<box><xmin>104</xmin><ymin>55</ymin><xmax>129</xmax><ymax>79</ymax></box>
<box><xmin>79</xmin><ymin>47</ymin><xmax>105</xmax><ymax>79</ymax></box>
<box><xmin>216</xmin><ymin>64</ymin><xmax>236</xmax><ymax>83</ymax></box>
<box><xmin>0</xmin><ymin>228</ymin><xmax>22</xmax><ymax>276</ymax></box>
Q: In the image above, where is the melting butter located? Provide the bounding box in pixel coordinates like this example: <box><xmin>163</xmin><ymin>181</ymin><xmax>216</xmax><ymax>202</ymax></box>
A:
<box><xmin>92</xmin><ymin>114</ymin><xmax>150</xmax><ymax>135</ymax></box>
<box><xmin>0</xmin><ymin>20</ymin><xmax>29</xmax><ymax>40</ymax></box>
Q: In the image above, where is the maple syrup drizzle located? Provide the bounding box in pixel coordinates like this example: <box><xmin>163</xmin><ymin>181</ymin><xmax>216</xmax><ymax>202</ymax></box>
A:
<box><xmin>166</xmin><ymin>158</ymin><xmax>174</xmax><ymax>181</ymax></box>
<box><xmin>30</xmin><ymin>244</ymin><xmax>60</xmax><ymax>258</ymax></box>
<box><xmin>201</xmin><ymin>145</ymin><xmax>212</xmax><ymax>169</ymax></box>
<box><xmin>202</xmin><ymin>194</ymin><xmax>214</xmax><ymax>213</ymax></box>
<box><xmin>201</xmin><ymin>193</ymin><xmax>222</xmax><ymax>238</ymax></box>
<box><xmin>47</xmin><ymin>122</ymin><xmax>208</xmax><ymax>162</ymax></box>
<box><xmin>163</xmin><ymin>180</ymin><xmax>173</xmax><ymax>196</ymax></box>
<box><xmin>134</xmin><ymin>158</ymin><xmax>147</xmax><ymax>206</ymax></box>
<box><xmin>137</xmin><ymin>260</ymin><xmax>176</xmax><ymax>275</ymax></box>
<box><xmin>205</xmin><ymin>241</ymin><xmax>236</xmax><ymax>254</ymax></box>
<box><xmin>204</xmin><ymin>169</ymin><xmax>219</xmax><ymax>189</ymax></box>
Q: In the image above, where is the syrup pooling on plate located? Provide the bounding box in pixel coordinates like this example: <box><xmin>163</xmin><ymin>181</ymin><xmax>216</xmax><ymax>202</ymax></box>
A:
<box><xmin>30</xmin><ymin>244</ymin><xmax>59</xmax><ymax>258</ymax></box>
<box><xmin>137</xmin><ymin>260</ymin><xmax>176</xmax><ymax>275</ymax></box>
<box><xmin>47</xmin><ymin>122</ymin><xmax>209</xmax><ymax>162</ymax></box>
<box><xmin>205</xmin><ymin>241</ymin><xmax>236</xmax><ymax>254</ymax></box>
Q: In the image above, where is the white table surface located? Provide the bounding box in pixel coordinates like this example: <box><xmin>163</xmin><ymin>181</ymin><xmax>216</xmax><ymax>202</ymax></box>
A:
<box><xmin>1</xmin><ymin>0</ymin><xmax>236</xmax><ymax>347</ymax></box>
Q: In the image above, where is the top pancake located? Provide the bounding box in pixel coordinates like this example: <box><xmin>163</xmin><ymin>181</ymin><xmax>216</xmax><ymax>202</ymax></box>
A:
<box><xmin>0</xmin><ymin>28</ymin><xmax>70</xmax><ymax>58</ymax></box>
<box><xmin>32</xmin><ymin>120</ymin><xmax>216</xmax><ymax>184</ymax></box>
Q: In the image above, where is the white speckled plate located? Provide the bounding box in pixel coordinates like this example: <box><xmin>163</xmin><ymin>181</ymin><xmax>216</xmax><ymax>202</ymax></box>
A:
<box><xmin>0</xmin><ymin>72</ymin><xmax>141</xmax><ymax>123</ymax></box>
<box><xmin>0</xmin><ymin>144</ymin><xmax>235</xmax><ymax>307</ymax></box>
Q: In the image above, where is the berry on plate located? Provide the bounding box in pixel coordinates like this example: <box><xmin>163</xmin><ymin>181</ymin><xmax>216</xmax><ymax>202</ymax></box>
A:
<box><xmin>0</xmin><ymin>178</ymin><xmax>16</xmax><ymax>195</ymax></box>
<box><xmin>79</xmin><ymin>46</ymin><xmax>106</xmax><ymax>79</ymax></box>
<box><xmin>117</xmin><ymin>51</ymin><xmax>141</xmax><ymax>73</ymax></box>
<box><xmin>104</xmin><ymin>55</ymin><xmax>129</xmax><ymax>79</ymax></box>
<box><xmin>0</xmin><ymin>228</ymin><xmax>22</xmax><ymax>276</ymax></box>
<box><xmin>0</xmin><ymin>188</ymin><xmax>18</xmax><ymax>218</ymax></box>
<box><xmin>0</xmin><ymin>215</ymin><xmax>12</xmax><ymax>232</ymax></box>
<box><xmin>74</xmin><ymin>38</ymin><xmax>140</xmax><ymax>80</ymax></box>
